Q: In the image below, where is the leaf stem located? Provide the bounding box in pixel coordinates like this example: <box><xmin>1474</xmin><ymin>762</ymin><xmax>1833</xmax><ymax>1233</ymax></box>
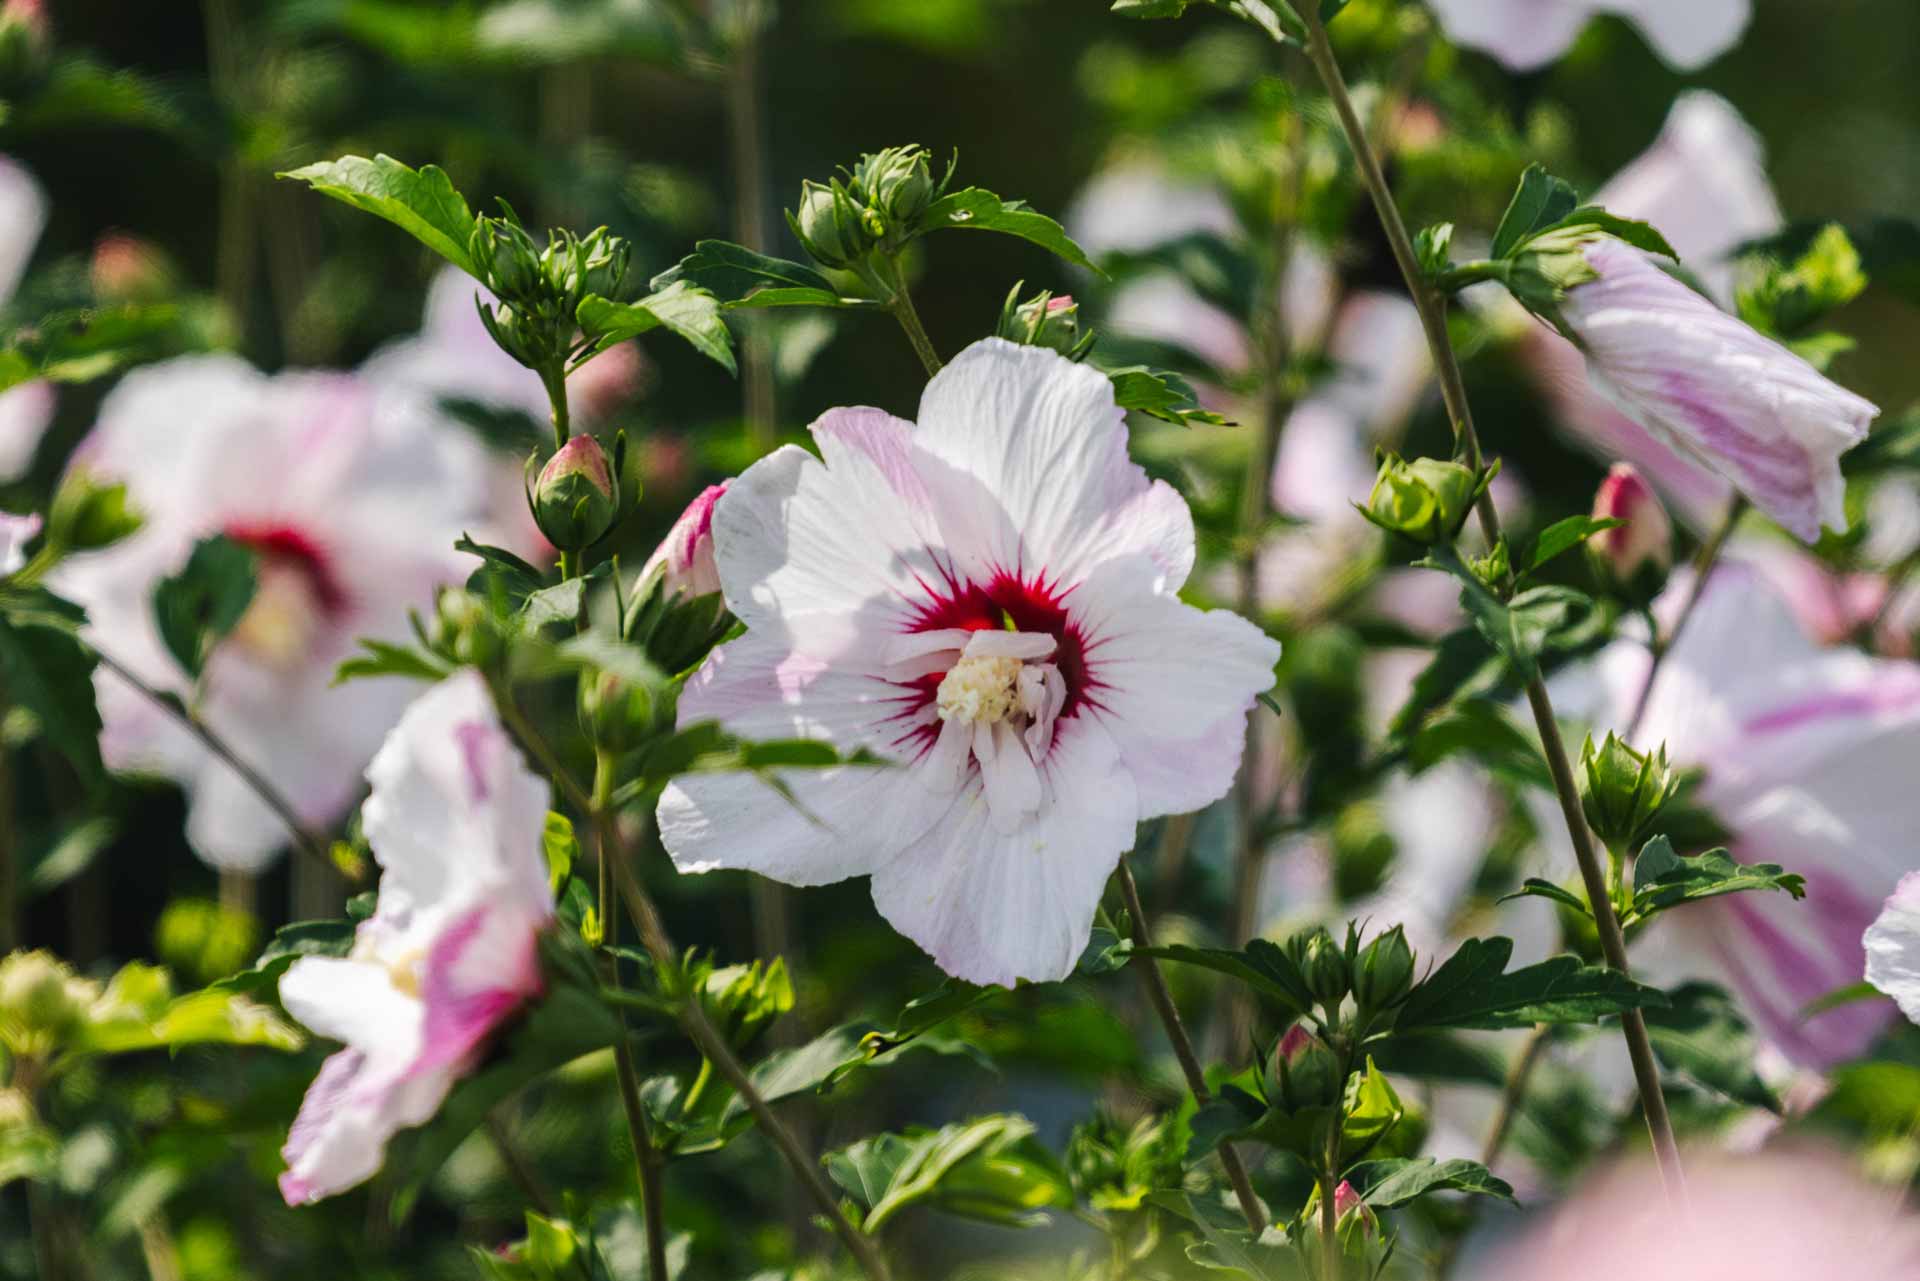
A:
<box><xmin>1626</xmin><ymin>495</ymin><xmax>1745</xmax><ymax>737</ymax></box>
<box><xmin>878</xmin><ymin>255</ymin><xmax>943</xmax><ymax>377</ymax></box>
<box><xmin>88</xmin><ymin>645</ymin><xmax>339</xmax><ymax>878</ymax></box>
<box><xmin>1299</xmin><ymin>5</ymin><xmax>1684</xmax><ymax>1196</ymax></box>
<box><xmin>1319</xmin><ymin>1126</ymin><xmax>1341</xmax><ymax>1281</ymax></box>
<box><xmin>1116</xmin><ymin>857</ymin><xmax>1266</xmax><ymax>1233</ymax></box>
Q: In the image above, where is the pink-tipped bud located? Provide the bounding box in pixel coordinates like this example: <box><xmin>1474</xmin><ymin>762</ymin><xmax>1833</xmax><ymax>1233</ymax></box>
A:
<box><xmin>531</xmin><ymin>435</ymin><xmax>617</xmax><ymax>551</ymax></box>
<box><xmin>0</xmin><ymin>0</ymin><xmax>49</xmax><ymax>74</ymax></box>
<box><xmin>1334</xmin><ymin>1180</ymin><xmax>1379</xmax><ymax>1237</ymax></box>
<box><xmin>1590</xmin><ymin>463</ymin><xmax>1673</xmax><ymax>583</ymax></box>
<box><xmin>1271</xmin><ymin>1022</ymin><xmax>1340</xmax><ymax>1111</ymax></box>
<box><xmin>1046</xmin><ymin>295</ymin><xmax>1075</xmax><ymax>314</ymax></box>
<box><xmin>642</xmin><ymin>481</ymin><xmax>727</xmax><ymax>600</ymax></box>
<box><xmin>90</xmin><ymin>233</ymin><xmax>173</xmax><ymax>302</ymax></box>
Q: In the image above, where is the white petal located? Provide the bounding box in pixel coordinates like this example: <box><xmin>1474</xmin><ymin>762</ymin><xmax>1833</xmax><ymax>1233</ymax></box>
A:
<box><xmin>1064</xmin><ymin>165</ymin><xmax>1237</xmax><ymax>258</ymax></box>
<box><xmin>961</xmin><ymin>629</ymin><xmax>1056</xmax><ymax>661</ymax></box>
<box><xmin>921</xmin><ymin>715</ymin><xmax>972</xmax><ymax>794</ymax></box>
<box><xmin>0</xmin><ymin>156</ymin><xmax>46</xmax><ymax>304</ymax></box>
<box><xmin>278</xmin><ymin>956</ymin><xmax>422</xmax><ymax>1055</ymax></box>
<box><xmin>0</xmin><ymin>381</ymin><xmax>53</xmax><ymax>484</ymax></box>
<box><xmin>679</xmin><ymin>629</ymin><xmax>928</xmax><ymax>759</ymax></box>
<box><xmin>974</xmin><ymin>720</ymin><xmax>1041</xmax><ymax>833</ymax></box>
<box><xmin>869</xmin><ymin>716</ymin><xmax>1138</xmax><ymax>986</ymax></box>
<box><xmin>1068</xmin><ymin>556</ymin><xmax>1280</xmax><ymax>818</ymax></box>
<box><xmin>913</xmin><ymin>339</ymin><xmax>1196</xmax><ymax>592</ymax></box>
<box><xmin>361</xmin><ymin>670</ymin><xmax>553</xmax><ymax>915</ymax></box>
<box><xmin>1426</xmin><ymin>0</ymin><xmax>1593</xmax><ymax>71</ymax></box>
<box><xmin>1614</xmin><ymin>0</ymin><xmax>1750</xmax><ymax>69</ymax></box>
<box><xmin>1866</xmin><ymin>874</ymin><xmax>1920</xmax><ymax>1026</ymax></box>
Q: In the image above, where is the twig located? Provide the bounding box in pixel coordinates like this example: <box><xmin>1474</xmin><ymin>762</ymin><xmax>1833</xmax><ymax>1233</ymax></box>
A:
<box><xmin>1626</xmin><ymin>496</ymin><xmax>1745</xmax><ymax>737</ymax></box>
<box><xmin>1477</xmin><ymin>1022</ymin><xmax>1551</xmax><ymax>1167</ymax></box>
<box><xmin>1299</xmin><ymin>6</ymin><xmax>1684</xmax><ymax>1196</ymax></box>
<box><xmin>1117</xmin><ymin>858</ymin><xmax>1267</xmax><ymax>1233</ymax></box>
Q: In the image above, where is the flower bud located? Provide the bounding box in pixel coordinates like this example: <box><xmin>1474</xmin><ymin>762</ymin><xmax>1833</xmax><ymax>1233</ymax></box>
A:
<box><xmin>791</xmin><ymin>179</ymin><xmax>874</xmax><ymax>270</ymax></box>
<box><xmin>1272</xmin><ymin>1023</ymin><xmax>1342</xmax><ymax>1112</ymax></box>
<box><xmin>996</xmin><ymin>286</ymin><xmax>1089</xmax><ymax>358</ymax></box>
<box><xmin>641</xmin><ymin>482</ymin><xmax>727</xmax><ymax>601</ymax></box>
<box><xmin>850</xmin><ymin>145</ymin><xmax>935</xmax><ymax>244</ymax></box>
<box><xmin>91</xmin><ymin>233</ymin><xmax>176</xmax><ymax>302</ymax></box>
<box><xmin>0</xmin><ymin>950</ymin><xmax>98</xmax><ymax>1052</ymax></box>
<box><xmin>1589</xmin><ymin>463</ymin><xmax>1673</xmax><ymax>591</ymax></box>
<box><xmin>1290</xmin><ymin>928</ymin><xmax>1351</xmax><ymax>1008</ymax></box>
<box><xmin>1579</xmin><ymin>732</ymin><xmax>1683</xmax><ymax>852</ymax></box>
<box><xmin>0</xmin><ymin>0</ymin><xmax>50</xmax><ymax>81</ymax></box>
<box><xmin>579</xmin><ymin>668</ymin><xmax>660</xmax><ymax>753</ymax></box>
<box><xmin>1362</xmin><ymin>454</ymin><xmax>1486</xmax><ymax>545</ymax></box>
<box><xmin>1334</xmin><ymin>1179</ymin><xmax>1380</xmax><ymax>1242</ymax></box>
<box><xmin>1352</xmin><ymin>925</ymin><xmax>1415</xmax><ymax>1015</ymax></box>
<box><xmin>532</xmin><ymin>435</ymin><xmax>618</xmax><ymax>551</ymax></box>
<box><xmin>469</xmin><ymin>215</ymin><xmax>544</xmax><ymax>304</ymax></box>
<box><xmin>47</xmin><ymin>470</ymin><xmax>141</xmax><ymax>553</ymax></box>
<box><xmin>433</xmin><ymin>588</ymin><xmax>505</xmax><ymax>669</ymax></box>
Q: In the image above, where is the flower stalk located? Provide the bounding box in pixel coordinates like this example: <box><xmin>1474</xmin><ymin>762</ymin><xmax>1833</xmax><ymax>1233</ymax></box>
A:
<box><xmin>1627</xmin><ymin>495</ymin><xmax>1746</xmax><ymax>736</ymax></box>
<box><xmin>1299</xmin><ymin>4</ymin><xmax>1684</xmax><ymax>1195</ymax></box>
<box><xmin>876</xmin><ymin>253</ymin><xmax>942</xmax><ymax>377</ymax></box>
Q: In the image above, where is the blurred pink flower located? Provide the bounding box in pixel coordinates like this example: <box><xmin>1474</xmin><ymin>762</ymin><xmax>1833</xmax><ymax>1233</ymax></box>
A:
<box><xmin>1428</xmin><ymin>0</ymin><xmax>1750</xmax><ymax>72</ymax></box>
<box><xmin>1473</xmin><ymin>1148</ymin><xmax>1920</xmax><ymax>1280</ymax></box>
<box><xmin>1589</xmin><ymin>463</ymin><xmax>1672</xmax><ymax>580</ymax></box>
<box><xmin>0</xmin><ymin>156</ymin><xmax>53</xmax><ymax>485</ymax></box>
<box><xmin>52</xmin><ymin>352</ymin><xmax>533</xmax><ymax>871</ymax></box>
<box><xmin>278</xmin><ymin>670</ymin><xmax>551</xmax><ymax>1204</ymax></box>
<box><xmin>1549</xmin><ymin>563</ymin><xmax>1920</xmax><ymax>1064</ymax></box>
<box><xmin>658</xmin><ymin>340</ymin><xmax>1279</xmax><ymax>985</ymax></box>
<box><xmin>90</xmin><ymin>232</ymin><xmax>173</xmax><ymax>301</ymax></box>
<box><xmin>642</xmin><ymin>481</ymin><xmax>727</xmax><ymax>600</ymax></box>
<box><xmin>1523</xmin><ymin>93</ymin><xmax>1784</xmax><ymax>530</ymax></box>
<box><xmin>1555</xmin><ymin>238</ymin><xmax>1875</xmax><ymax>544</ymax></box>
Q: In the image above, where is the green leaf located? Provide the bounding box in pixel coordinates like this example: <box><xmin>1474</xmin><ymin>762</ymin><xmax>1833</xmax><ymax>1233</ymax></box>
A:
<box><xmin>1537</xmin><ymin>207</ymin><xmax>1678</xmax><ymax>260</ymax></box>
<box><xmin>0</xmin><ymin>587</ymin><xmax>103</xmax><ymax>778</ymax></box>
<box><xmin>1498</xmin><ymin>877</ymin><xmax>1594</xmax><ymax>916</ymax></box>
<box><xmin>541</xmin><ymin>811</ymin><xmax>576</xmax><ymax>897</ymax></box>
<box><xmin>919</xmin><ymin>188</ymin><xmax>1100</xmax><ymax>273</ymax></box>
<box><xmin>1527</xmin><ymin>515</ymin><xmax>1624</xmax><ymax>573</ymax></box>
<box><xmin>577</xmin><ymin>282</ymin><xmax>736</xmax><ymax>375</ymax></box>
<box><xmin>1340</xmin><ymin>1058</ymin><xmax>1404</xmax><ymax>1161</ymax></box>
<box><xmin>1</xmin><ymin>302</ymin><xmax>223</xmax><ymax>393</ymax></box>
<box><xmin>1136</xmin><ymin>939</ymin><xmax>1315</xmax><ymax>1019</ymax></box>
<box><xmin>1393</xmin><ymin>937</ymin><xmax>1668</xmax><ymax>1033</ymax></box>
<box><xmin>1438</xmin><ymin>545</ymin><xmax>1606</xmax><ymax>679</ymax></box>
<box><xmin>1800</xmin><ymin>980</ymin><xmax>1886</xmax><ymax>1021</ymax></box>
<box><xmin>1107</xmin><ymin>365</ymin><xmax>1231</xmax><ymax>427</ymax></box>
<box><xmin>1492</xmin><ymin>165</ymin><xmax>1581</xmax><ymax>260</ymax></box>
<box><xmin>1626</xmin><ymin>837</ymin><xmax>1806</xmax><ymax>926</ymax></box>
<box><xmin>825</xmin><ymin>1115</ymin><xmax>1071</xmax><ymax>1234</ymax></box>
<box><xmin>1347</xmin><ymin>1156</ymin><xmax>1515</xmax><ymax>1208</ymax></box>
<box><xmin>651</xmin><ymin>240</ymin><xmax>866</xmax><ymax>309</ymax></box>
<box><xmin>278</xmin><ymin>154</ymin><xmax>478</xmax><ymax>275</ymax></box>
<box><xmin>1388</xmin><ymin>627</ymin><xmax>1510</xmax><ymax>738</ymax></box>
<box><xmin>1406</xmin><ymin>700</ymin><xmax>1551</xmax><ymax>789</ymax></box>
<box><xmin>333</xmin><ymin>638</ymin><xmax>450</xmax><ymax>686</ymax></box>
<box><xmin>76</xmin><ymin>964</ymin><xmax>304</xmax><ymax>1055</ymax></box>
<box><xmin>1076</xmin><ymin>926</ymin><xmax>1132</xmax><ymax>976</ymax></box>
<box><xmin>1175</xmin><ymin>1191</ymin><xmax>1301</xmax><ymax>1278</ymax></box>
<box><xmin>152</xmin><ymin>535</ymin><xmax>258</xmax><ymax>680</ymax></box>
<box><xmin>1642</xmin><ymin>981</ymin><xmax>1779</xmax><ymax>1112</ymax></box>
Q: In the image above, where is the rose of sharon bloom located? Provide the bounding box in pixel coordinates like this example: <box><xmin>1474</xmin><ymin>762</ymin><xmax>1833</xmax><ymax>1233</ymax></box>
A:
<box><xmin>1523</xmin><ymin>92</ymin><xmax>1781</xmax><ymax>529</ymax></box>
<box><xmin>1427</xmin><ymin>0</ymin><xmax>1750</xmax><ymax>72</ymax></box>
<box><xmin>642</xmin><ymin>481</ymin><xmax>727</xmax><ymax>600</ymax></box>
<box><xmin>53</xmin><ymin>354</ymin><xmax>532</xmax><ymax>870</ymax></box>
<box><xmin>657</xmin><ymin>340</ymin><xmax>1281</xmax><ymax>985</ymax></box>
<box><xmin>1556</xmin><ymin>238</ymin><xmax>1877</xmax><ymax>544</ymax></box>
<box><xmin>277</xmin><ymin>670</ymin><xmax>552</xmax><ymax>1204</ymax></box>
<box><xmin>1473</xmin><ymin>1149</ymin><xmax>1920</xmax><ymax>1281</ymax></box>
<box><xmin>0</xmin><ymin>156</ymin><xmax>54</xmax><ymax>484</ymax></box>
<box><xmin>1865</xmin><ymin>873</ymin><xmax>1920</xmax><ymax>1025</ymax></box>
<box><xmin>1549</xmin><ymin>562</ymin><xmax>1920</xmax><ymax>1064</ymax></box>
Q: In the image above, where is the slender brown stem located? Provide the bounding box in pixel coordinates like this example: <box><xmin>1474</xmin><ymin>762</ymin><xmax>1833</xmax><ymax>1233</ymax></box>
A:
<box><xmin>1300</xmin><ymin>6</ymin><xmax>1683</xmax><ymax>1194</ymax></box>
<box><xmin>1477</xmin><ymin>1022</ymin><xmax>1551</xmax><ymax>1167</ymax></box>
<box><xmin>1626</xmin><ymin>496</ymin><xmax>1745</xmax><ymax>737</ymax></box>
<box><xmin>1116</xmin><ymin>858</ymin><xmax>1266</xmax><ymax>1232</ymax></box>
<box><xmin>88</xmin><ymin>647</ymin><xmax>338</xmax><ymax>877</ymax></box>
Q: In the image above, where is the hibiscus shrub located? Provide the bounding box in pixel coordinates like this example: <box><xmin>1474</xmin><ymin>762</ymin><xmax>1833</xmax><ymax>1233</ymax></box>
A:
<box><xmin>4</xmin><ymin>1</ymin><xmax>1920</xmax><ymax>1279</ymax></box>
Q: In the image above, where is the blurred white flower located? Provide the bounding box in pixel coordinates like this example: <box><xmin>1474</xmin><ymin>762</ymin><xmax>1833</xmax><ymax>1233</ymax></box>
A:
<box><xmin>0</xmin><ymin>511</ymin><xmax>39</xmax><ymax>576</ymax></box>
<box><xmin>1428</xmin><ymin>0</ymin><xmax>1751</xmax><ymax>72</ymax></box>
<box><xmin>278</xmin><ymin>670</ymin><xmax>551</xmax><ymax>1204</ymax></box>
<box><xmin>1865</xmin><ymin>872</ymin><xmax>1920</xmax><ymax>1025</ymax></box>
<box><xmin>0</xmin><ymin>155</ymin><xmax>54</xmax><ymax>484</ymax></box>
<box><xmin>658</xmin><ymin>340</ymin><xmax>1279</xmax><ymax>986</ymax></box>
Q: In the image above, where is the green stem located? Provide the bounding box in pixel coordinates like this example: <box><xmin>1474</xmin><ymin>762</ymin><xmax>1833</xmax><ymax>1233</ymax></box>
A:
<box><xmin>878</xmin><ymin>255</ymin><xmax>942</xmax><ymax>377</ymax></box>
<box><xmin>1319</xmin><ymin>1127</ymin><xmax>1340</xmax><ymax>1281</ymax></box>
<box><xmin>1299</xmin><ymin>5</ymin><xmax>1685</xmax><ymax>1197</ymax></box>
<box><xmin>0</xmin><ymin>697</ymin><xmax>15</xmax><ymax>954</ymax></box>
<box><xmin>1116</xmin><ymin>858</ymin><xmax>1266</xmax><ymax>1233</ymax></box>
<box><xmin>1626</xmin><ymin>495</ymin><xmax>1745</xmax><ymax>737</ymax></box>
<box><xmin>541</xmin><ymin>361</ymin><xmax>572</xmax><ymax>453</ymax></box>
<box><xmin>594</xmin><ymin>750</ymin><xmax>670</xmax><ymax>1281</ymax></box>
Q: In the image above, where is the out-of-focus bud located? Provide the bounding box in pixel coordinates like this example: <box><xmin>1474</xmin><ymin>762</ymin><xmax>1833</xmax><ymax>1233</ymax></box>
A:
<box><xmin>790</xmin><ymin>179</ymin><xmax>875</xmax><ymax>270</ymax></box>
<box><xmin>578</xmin><ymin>669</ymin><xmax>662</xmax><ymax>753</ymax></box>
<box><xmin>90</xmin><ymin>233</ymin><xmax>176</xmax><ymax>302</ymax></box>
<box><xmin>1271</xmin><ymin>1023</ymin><xmax>1342</xmax><ymax>1112</ymax></box>
<box><xmin>46</xmin><ymin>470</ymin><xmax>141</xmax><ymax>555</ymax></box>
<box><xmin>1289</xmin><ymin>927</ymin><xmax>1351</xmax><ymax>1008</ymax></box>
<box><xmin>1334</xmin><ymin>1179</ymin><xmax>1380</xmax><ymax>1243</ymax></box>
<box><xmin>433</xmin><ymin>588</ymin><xmax>506</xmax><ymax>669</ymax></box>
<box><xmin>642</xmin><ymin>482</ymin><xmax>727</xmax><ymax>601</ymax></box>
<box><xmin>996</xmin><ymin>285</ymin><xmax>1092</xmax><ymax>359</ymax></box>
<box><xmin>850</xmin><ymin>145</ymin><xmax>935</xmax><ymax>244</ymax></box>
<box><xmin>1588</xmin><ymin>463</ymin><xmax>1673</xmax><ymax>596</ymax></box>
<box><xmin>531</xmin><ymin>436</ymin><xmax>618</xmax><ymax>551</ymax></box>
<box><xmin>154</xmin><ymin>898</ymin><xmax>260</xmax><ymax>986</ymax></box>
<box><xmin>0</xmin><ymin>950</ymin><xmax>99</xmax><ymax>1056</ymax></box>
<box><xmin>1361</xmin><ymin>454</ymin><xmax>1488</xmax><ymax>546</ymax></box>
<box><xmin>1579</xmin><ymin>731</ymin><xmax>1683</xmax><ymax>852</ymax></box>
<box><xmin>1352</xmin><ymin>925</ymin><xmax>1415</xmax><ymax>1016</ymax></box>
<box><xmin>0</xmin><ymin>0</ymin><xmax>50</xmax><ymax>81</ymax></box>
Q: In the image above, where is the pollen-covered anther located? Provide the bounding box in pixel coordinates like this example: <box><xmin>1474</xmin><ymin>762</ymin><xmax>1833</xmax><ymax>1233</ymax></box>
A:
<box><xmin>936</xmin><ymin>655</ymin><xmax>1023</xmax><ymax>724</ymax></box>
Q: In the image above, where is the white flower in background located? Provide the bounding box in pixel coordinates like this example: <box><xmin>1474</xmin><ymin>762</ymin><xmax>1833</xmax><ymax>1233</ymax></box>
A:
<box><xmin>52</xmin><ymin>352</ymin><xmax>532</xmax><ymax>870</ymax></box>
<box><xmin>277</xmin><ymin>670</ymin><xmax>552</xmax><ymax>1204</ymax></box>
<box><xmin>657</xmin><ymin>340</ymin><xmax>1280</xmax><ymax>986</ymax></box>
<box><xmin>1553</xmin><ymin>238</ymin><xmax>1875</xmax><ymax>544</ymax></box>
<box><xmin>1427</xmin><ymin>0</ymin><xmax>1751</xmax><ymax>72</ymax></box>
<box><xmin>1524</xmin><ymin>92</ymin><xmax>1782</xmax><ymax>530</ymax></box>
<box><xmin>1549</xmin><ymin>563</ymin><xmax>1920</xmax><ymax>1064</ymax></box>
<box><xmin>1865</xmin><ymin>874</ymin><xmax>1920</xmax><ymax>1025</ymax></box>
<box><xmin>0</xmin><ymin>155</ymin><xmax>55</xmax><ymax>484</ymax></box>
<box><xmin>0</xmin><ymin>511</ymin><xmax>40</xmax><ymax>576</ymax></box>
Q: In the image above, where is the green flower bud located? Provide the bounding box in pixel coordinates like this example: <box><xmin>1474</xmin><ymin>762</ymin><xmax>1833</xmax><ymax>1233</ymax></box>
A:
<box><xmin>469</xmin><ymin>215</ymin><xmax>544</xmax><ymax>304</ymax></box>
<box><xmin>0</xmin><ymin>0</ymin><xmax>51</xmax><ymax>83</ymax></box>
<box><xmin>0</xmin><ymin>950</ymin><xmax>99</xmax><ymax>1053</ymax></box>
<box><xmin>433</xmin><ymin>587</ymin><xmax>506</xmax><ymax>670</ymax></box>
<box><xmin>1271</xmin><ymin>1023</ymin><xmax>1342</xmax><ymax>1111</ymax></box>
<box><xmin>790</xmin><ymin>179</ymin><xmax>874</xmax><ymax>270</ymax></box>
<box><xmin>1361</xmin><ymin>454</ymin><xmax>1488</xmax><ymax>545</ymax></box>
<box><xmin>1352</xmin><ymin>925</ymin><xmax>1416</xmax><ymax>1015</ymax></box>
<box><xmin>1579</xmin><ymin>732</ymin><xmax>1684</xmax><ymax>851</ymax></box>
<box><xmin>850</xmin><ymin>145</ymin><xmax>935</xmax><ymax>243</ymax></box>
<box><xmin>531</xmin><ymin>436</ymin><xmax>618</xmax><ymax>551</ymax></box>
<box><xmin>578</xmin><ymin>668</ymin><xmax>661</xmax><ymax>753</ymax></box>
<box><xmin>1288</xmin><ymin>927</ymin><xmax>1351</xmax><ymax>1008</ymax></box>
<box><xmin>995</xmin><ymin>285</ymin><xmax>1090</xmax><ymax>358</ymax></box>
<box><xmin>47</xmin><ymin>470</ymin><xmax>141</xmax><ymax>554</ymax></box>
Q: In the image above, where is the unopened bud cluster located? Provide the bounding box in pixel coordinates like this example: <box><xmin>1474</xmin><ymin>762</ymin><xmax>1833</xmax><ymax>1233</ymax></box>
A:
<box><xmin>1361</xmin><ymin>453</ymin><xmax>1495</xmax><ymax>546</ymax></box>
<box><xmin>789</xmin><ymin>144</ymin><xmax>945</xmax><ymax>269</ymax></box>
<box><xmin>470</xmin><ymin>212</ymin><xmax>632</xmax><ymax>370</ymax></box>
<box><xmin>1579</xmin><ymin>731</ymin><xmax>1683</xmax><ymax>851</ymax></box>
